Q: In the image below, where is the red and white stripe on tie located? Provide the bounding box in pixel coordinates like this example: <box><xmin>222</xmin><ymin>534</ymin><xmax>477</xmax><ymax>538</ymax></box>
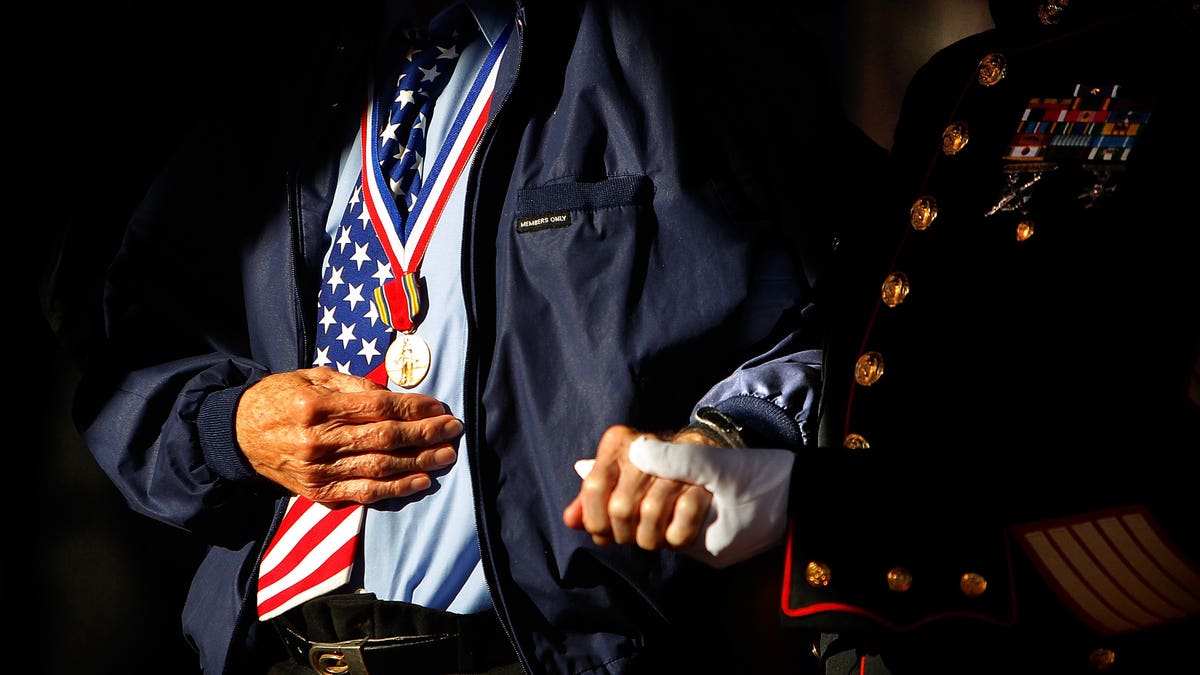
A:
<box><xmin>256</xmin><ymin>496</ymin><xmax>364</xmax><ymax>620</ymax></box>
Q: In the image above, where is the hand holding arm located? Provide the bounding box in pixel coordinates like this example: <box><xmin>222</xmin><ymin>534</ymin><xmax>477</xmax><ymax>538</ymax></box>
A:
<box><xmin>563</xmin><ymin>424</ymin><xmax>795</xmax><ymax>568</ymax></box>
<box><xmin>563</xmin><ymin>334</ymin><xmax>815</xmax><ymax>566</ymax></box>
<box><xmin>562</xmin><ymin>425</ymin><xmax>715</xmax><ymax>551</ymax></box>
<box><xmin>237</xmin><ymin>367</ymin><xmax>462</xmax><ymax>505</ymax></box>
<box><xmin>621</xmin><ymin>435</ymin><xmax>794</xmax><ymax>568</ymax></box>
<box><xmin>564</xmin><ymin>425</ymin><xmax>792</xmax><ymax>566</ymax></box>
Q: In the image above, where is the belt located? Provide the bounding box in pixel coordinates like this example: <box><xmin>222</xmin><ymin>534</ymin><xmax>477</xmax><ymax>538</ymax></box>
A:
<box><xmin>272</xmin><ymin>592</ymin><xmax>520</xmax><ymax>675</ymax></box>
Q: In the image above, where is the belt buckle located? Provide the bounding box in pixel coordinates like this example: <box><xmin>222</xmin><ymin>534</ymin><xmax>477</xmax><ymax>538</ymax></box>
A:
<box><xmin>308</xmin><ymin>637</ymin><xmax>370</xmax><ymax>675</ymax></box>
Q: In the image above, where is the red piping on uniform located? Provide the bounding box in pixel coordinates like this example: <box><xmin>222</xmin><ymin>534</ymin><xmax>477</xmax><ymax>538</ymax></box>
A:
<box><xmin>781</xmin><ymin>520</ymin><xmax>1017</xmax><ymax>631</ymax></box>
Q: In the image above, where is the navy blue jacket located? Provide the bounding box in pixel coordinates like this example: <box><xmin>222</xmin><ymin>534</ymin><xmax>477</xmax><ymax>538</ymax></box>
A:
<box><xmin>76</xmin><ymin>1</ymin><xmax>880</xmax><ymax>672</ymax></box>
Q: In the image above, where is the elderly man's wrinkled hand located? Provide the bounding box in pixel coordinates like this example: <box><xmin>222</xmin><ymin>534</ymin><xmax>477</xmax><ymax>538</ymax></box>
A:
<box><xmin>235</xmin><ymin>367</ymin><xmax>462</xmax><ymax>505</ymax></box>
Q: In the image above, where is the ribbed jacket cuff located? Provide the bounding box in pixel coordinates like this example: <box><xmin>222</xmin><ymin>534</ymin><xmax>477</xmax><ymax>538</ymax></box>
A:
<box><xmin>711</xmin><ymin>394</ymin><xmax>804</xmax><ymax>450</ymax></box>
<box><xmin>197</xmin><ymin>384</ymin><xmax>258</xmax><ymax>482</ymax></box>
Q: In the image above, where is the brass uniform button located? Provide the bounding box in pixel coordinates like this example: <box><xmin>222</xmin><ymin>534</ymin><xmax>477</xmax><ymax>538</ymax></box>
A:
<box><xmin>1038</xmin><ymin>0</ymin><xmax>1069</xmax><ymax>26</ymax></box>
<box><xmin>910</xmin><ymin>196</ymin><xmax>938</xmax><ymax>230</ymax></box>
<box><xmin>1016</xmin><ymin>220</ymin><xmax>1035</xmax><ymax>241</ymax></box>
<box><xmin>806</xmin><ymin>561</ymin><xmax>832</xmax><ymax>587</ymax></box>
<box><xmin>886</xmin><ymin>567</ymin><xmax>913</xmax><ymax>592</ymax></box>
<box><xmin>1089</xmin><ymin>648</ymin><xmax>1116</xmax><ymax>671</ymax></box>
<box><xmin>854</xmin><ymin>351</ymin><xmax>885</xmax><ymax>386</ymax></box>
<box><xmin>881</xmin><ymin>271</ymin><xmax>911</xmax><ymax>307</ymax></box>
<box><xmin>976</xmin><ymin>53</ymin><xmax>1007</xmax><ymax>86</ymax></box>
<box><xmin>843</xmin><ymin>433</ymin><xmax>870</xmax><ymax>450</ymax></box>
<box><xmin>942</xmin><ymin>121</ymin><xmax>970</xmax><ymax>155</ymax></box>
<box><xmin>960</xmin><ymin>572</ymin><xmax>988</xmax><ymax>597</ymax></box>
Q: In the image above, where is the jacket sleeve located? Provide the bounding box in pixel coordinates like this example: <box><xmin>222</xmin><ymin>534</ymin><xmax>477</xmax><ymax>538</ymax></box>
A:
<box><xmin>72</xmin><ymin>102</ymin><xmax>305</xmax><ymax>545</ymax></box>
<box><xmin>78</xmin><ymin>352</ymin><xmax>277</xmax><ymax>543</ymax></box>
<box><xmin>690</xmin><ymin>329</ymin><xmax>822</xmax><ymax>450</ymax></box>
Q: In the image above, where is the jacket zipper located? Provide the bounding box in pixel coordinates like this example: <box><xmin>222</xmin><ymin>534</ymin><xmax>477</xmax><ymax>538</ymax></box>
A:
<box><xmin>463</xmin><ymin>5</ymin><xmax>529</xmax><ymax>672</ymax></box>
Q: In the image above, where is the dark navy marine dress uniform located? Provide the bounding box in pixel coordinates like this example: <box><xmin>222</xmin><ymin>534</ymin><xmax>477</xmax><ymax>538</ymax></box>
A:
<box><xmin>783</xmin><ymin>1</ymin><xmax>1200</xmax><ymax>673</ymax></box>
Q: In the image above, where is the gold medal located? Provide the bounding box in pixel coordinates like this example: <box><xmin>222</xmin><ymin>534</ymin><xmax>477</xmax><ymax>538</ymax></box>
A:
<box><xmin>385</xmin><ymin>332</ymin><xmax>431</xmax><ymax>388</ymax></box>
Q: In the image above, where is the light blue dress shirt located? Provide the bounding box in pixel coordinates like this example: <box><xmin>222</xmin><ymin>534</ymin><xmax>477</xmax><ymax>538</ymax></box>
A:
<box><xmin>320</xmin><ymin>0</ymin><xmax>511</xmax><ymax>613</ymax></box>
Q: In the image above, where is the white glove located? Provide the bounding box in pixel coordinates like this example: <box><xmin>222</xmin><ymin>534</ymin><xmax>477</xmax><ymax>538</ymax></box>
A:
<box><xmin>574</xmin><ymin>435</ymin><xmax>794</xmax><ymax>568</ymax></box>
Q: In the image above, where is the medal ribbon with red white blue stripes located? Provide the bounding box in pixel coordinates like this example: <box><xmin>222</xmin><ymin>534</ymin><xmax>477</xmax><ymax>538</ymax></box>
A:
<box><xmin>364</xmin><ymin>23</ymin><xmax>511</xmax><ymax>332</ymax></box>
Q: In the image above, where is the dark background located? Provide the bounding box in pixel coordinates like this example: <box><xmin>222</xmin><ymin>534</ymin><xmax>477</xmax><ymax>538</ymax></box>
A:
<box><xmin>27</xmin><ymin>2</ymin><xmax>990</xmax><ymax>673</ymax></box>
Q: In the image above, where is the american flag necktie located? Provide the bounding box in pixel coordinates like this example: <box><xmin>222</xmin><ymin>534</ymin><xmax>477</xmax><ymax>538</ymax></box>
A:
<box><xmin>379</xmin><ymin>10</ymin><xmax>478</xmax><ymax>237</ymax></box>
<box><xmin>255</xmin><ymin>8</ymin><xmax>479</xmax><ymax>622</ymax></box>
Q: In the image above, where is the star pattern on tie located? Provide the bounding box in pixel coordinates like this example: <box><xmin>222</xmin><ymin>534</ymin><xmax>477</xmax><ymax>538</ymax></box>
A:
<box><xmin>315</xmin><ymin>186</ymin><xmax>395</xmax><ymax>377</ymax></box>
<box><xmin>378</xmin><ymin>16</ymin><xmax>476</xmax><ymax>230</ymax></box>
